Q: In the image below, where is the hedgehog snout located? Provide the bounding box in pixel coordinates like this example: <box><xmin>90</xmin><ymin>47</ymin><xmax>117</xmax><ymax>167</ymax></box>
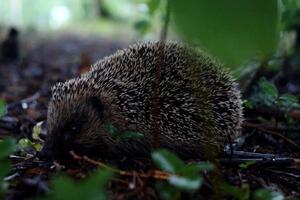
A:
<box><xmin>39</xmin><ymin>133</ymin><xmax>73</xmax><ymax>161</ymax></box>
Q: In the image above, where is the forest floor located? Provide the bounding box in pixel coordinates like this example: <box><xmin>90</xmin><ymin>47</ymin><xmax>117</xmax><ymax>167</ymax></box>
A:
<box><xmin>0</xmin><ymin>34</ymin><xmax>300</xmax><ymax>200</ymax></box>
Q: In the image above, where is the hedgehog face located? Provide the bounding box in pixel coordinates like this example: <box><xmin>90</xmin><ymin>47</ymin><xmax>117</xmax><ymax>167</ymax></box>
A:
<box><xmin>41</xmin><ymin>93</ymin><xmax>111</xmax><ymax>161</ymax></box>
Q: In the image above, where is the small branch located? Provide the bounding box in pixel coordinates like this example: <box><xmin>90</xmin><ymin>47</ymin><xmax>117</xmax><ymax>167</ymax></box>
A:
<box><xmin>220</xmin><ymin>157</ymin><xmax>295</xmax><ymax>167</ymax></box>
<box><xmin>0</xmin><ymin>117</ymin><xmax>20</xmax><ymax>138</ymax></box>
<box><xmin>223</xmin><ymin>150</ymin><xmax>278</xmax><ymax>159</ymax></box>
<box><xmin>246</xmin><ymin>107</ymin><xmax>300</xmax><ymax>122</ymax></box>
<box><xmin>222</xmin><ymin>150</ymin><xmax>297</xmax><ymax>167</ymax></box>
<box><xmin>69</xmin><ymin>151</ymin><xmax>170</xmax><ymax>180</ymax></box>
<box><xmin>7</xmin><ymin>92</ymin><xmax>40</xmax><ymax>110</ymax></box>
<box><xmin>243</xmin><ymin>122</ymin><xmax>300</xmax><ymax>150</ymax></box>
<box><xmin>243</xmin><ymin>122</ymin><xmax>300</xmax><ymax>132</ymax></box>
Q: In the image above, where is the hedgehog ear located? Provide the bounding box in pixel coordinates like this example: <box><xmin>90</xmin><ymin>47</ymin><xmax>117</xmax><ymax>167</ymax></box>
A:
<box><xmin>89</xmin><ymin>96</ymin><xmax>105</xmax><ymax>117</ymax></box>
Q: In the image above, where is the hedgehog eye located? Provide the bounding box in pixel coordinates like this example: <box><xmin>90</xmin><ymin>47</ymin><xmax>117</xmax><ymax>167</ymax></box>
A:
<box><xmin>64</xmin><ymin>124</ymin><xmax>80</xmax><ymax>136</ymax></box>
<box><xmin>63</xmin><ymin>124</ymin><xmax>80</xmax><ymax>142</ymax></box>
<box><xmin>71</xmin><ymin>125</ymin><xmax>79</xmax><ymax>132</ymax></box>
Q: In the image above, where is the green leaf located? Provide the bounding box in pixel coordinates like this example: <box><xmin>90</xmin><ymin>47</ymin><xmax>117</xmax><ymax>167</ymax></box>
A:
<box><xmin>0</xmin><ymin>160</ymin><xmax>11</xmax><ymax>183</ymax></box>
<box><xmin>278</xmin><ymin>93</ymin><xmax>300</xmax><ymax>111</ymax></box>
<box><xmin>178</xmin><ymin>162</ymin><xmax>214</xmax><ymax>177</ymax></box>
<box><xmin>45</xmin><ymin>169</ymin><xmax>114</xmax><ymax>200</ymax></box>
<box><xmin>222</xmin><ymin>183</ymin><xmax>250</xmax><ymax>200</ymax></box>
<box><xmin>17</xmin><ymin>138</ymin><xmax>33</xmax><ymax>150</ymax></box>
<box><xmin>259</xmin><ymin>79</ymin><xmax>278</xmax><ymax>99</ymax></box>
<box><xmin>190</xmin><ymin>162</ymin><xmax>215</xmax><ymax>171</ymax></box>
<box><xmin>156</xmin><ymin>182</ymin><xmax>180</xmax><ymax>200</ymax></box>
<box><xmin>105</xmin><ymin>123</ymin><xmax>118</xmax><ymax>135</ymax></box>
<box><xmin>168</xmin><ymin>175</ymin><xmax>202</xmax><ymax>191</ymax></box>
<box><xmin>279</xmin><ymin>94</ymin><xmax>299</xmax><ymax>103</ymax></box>
<box><xmin>243</xmin><ymin>100</ymin><xmax>254</xmax><ymax>109</ymax></box>
<box><xmin>147</xmin><ymin>0</ymin><xmax>160</xmax><ymax>15</ymax></box>
<box><xmin>249</xmin><ymin>78</ymin><xmax>279</xmax><ymax>108</ymax></box>
<box><xmin>0</xmin><ymin>137</ymin><xmax>16</xmax><ymax>158</ymax></box>
<box><xmin>0</xmin><ymin>99</ymin><xmax>7</xmax><ymax>118</ymax></box>
<box><xmin>151</xmin><ymin>149</ymin><xmax>185</xmax><ymax>173</ymax></box>
<box><xmin>239</xmin><ymin>160</ymin><xmax>256</xmax><ymax>169</ymax></box>
<box><xmin>0</xmin><ymin>138</ymin><xmax>15</xmax><ymax>193</ymax></box>
<box><xmin>171</xmin><ymin>0</ymin><xmax>280</xmax><ymax>67</ymax></box>
<box><xmin>254</xmin><ymin>189</ymin><xmax>284</xmax><ymax>200</ymax></box>
<box><xmin>32</xmin><ymin>121</ymin><xmax>43</xmax><ymax>140</ymax></box>
<box><xmin>119</xmin><ymin>131</ymin><xmax>144</xmax><ymax>140</ymax></box>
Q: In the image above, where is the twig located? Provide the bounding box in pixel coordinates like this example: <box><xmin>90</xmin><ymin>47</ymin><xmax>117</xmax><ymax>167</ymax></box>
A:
<box><xmin>223</xmin><ymin>150</ymin><xmax>278</xmax><ymax>159</ymax></box>
<box><xmin>220</xmin><ymin>157</ymin><xmax>295</xmax><ymax>167</ymax></box>
<box><xmin>243</xmin><ymin>122</ymin><xmax>300</xmax><ymax>149</ymax></box>
<box><xmin>249</xmin><ymin>123</ymin><xmax>300</xmax><ymax>132</ymax></box>
<box><xmin>266</xmin><ymin>169</ymin><xmax>300</xmax><ymax>179</ymax></box>
<box><xmin>222</xmin><ymin>150</ymin><xmax>297</xmax><ymax>167</ymax></box>
<box><xmin>69</xmin><ymin>151</ymin><xmax>170</xmax><ymax>180</ymax></box>
<box><xmin>0</xmin><ymin>117</ymin><xmax>20</xmax><ymax>137</ymax></box>
<box><xmin>7</xmin><ymin>92</ymin><xmax>40</xmax><ymax>110</ymax></box>
<box><xmin>246</xmin><ymin>107</ymin><xmax>300</xmax><ymax>122</ymax></box>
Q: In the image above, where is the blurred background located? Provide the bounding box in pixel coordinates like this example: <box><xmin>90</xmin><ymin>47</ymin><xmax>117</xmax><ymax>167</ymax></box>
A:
<box><xmin>0</xmin><ymin>0</ymin><xmax>168</xmax><ymax>43</ymax></box>
<box><xmin>0</xmin><ymin>0</ymin><xmax>171</xmax><ymax>103</ymax></box>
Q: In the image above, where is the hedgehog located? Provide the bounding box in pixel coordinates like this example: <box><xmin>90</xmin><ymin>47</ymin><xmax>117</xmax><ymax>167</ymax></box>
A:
<box><xmin>41</xmin><ymin>42</ymin><xmax>243</xmax><ymax>161</ymax></box>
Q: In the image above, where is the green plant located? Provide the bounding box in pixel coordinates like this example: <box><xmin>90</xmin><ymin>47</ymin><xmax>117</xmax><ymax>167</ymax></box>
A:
<box><xmin>254</xmin><ymin>189</ymin><xmax>284</xmax><ymax>200</ymax></box>
<box><xmin>249</xmin><ymin>77</ymin><xmax>300</xmax><ymax>111</ymax></box>
<box><xmin>223</xmin><ymin>183</ymin><xmax>250</xmax><ymax>200</ymax></box>
<box><xmin>0</xmin><ymin>99</ymin><xmax>7</xmax><ymax>118</ymax></box>
<box><xmin>41</xmin><ymin>169</ymin><xmax>114</xmax><ymax>200</ymax></box>
<box><xmin>105</xmin><ymin>123</ymin><xmax>144</xmax><ymax>141</ymax></box>
<box><xmin>239</xmin><ymin>160</ymin><xmax>256</xmax><ymax>170</ymax></box>
<box><xmin>223</xmin><ymin>183</ymin><xmax>285</xmax><ymax>200</ymax></box>
<box><xmin>0</xmin><ymin>137</ymin><xmax>16</xmax><ymax>196</ymax></box>
<box><xmin>152</xmin><ymin>149</ymin><xmax>214</xmax><ymax>199</ymax></box>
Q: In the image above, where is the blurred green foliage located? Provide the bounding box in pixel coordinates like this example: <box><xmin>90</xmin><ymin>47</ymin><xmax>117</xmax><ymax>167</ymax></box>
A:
<box><xmin>0</xmin><ymin>0</ymin><xmax>163</xmax><ymax>37</ymax></box>
<box><xmin>282</xmin><ymin>0</ymin><xmax>300</xmax><ymax>30</ymax></box>
<box><xmin>170</xmin><ymin>0</ymin><xmax>280</xmax><ymax>67</ymax></box>
<box><xmin>223</xmin><ymin>183</ymin><xmax>250</xmax><ymax>200</ymax></box>
<box><xmin>249</xmin><ymin>78</ymin><xmax>300</xmax><ymax>111</ymax></box>
<box><xmin>152</xmin><ymin>149</ymin><xmax>214</xmax><ymax>199</ymax></box>
<box><xmin>105</xmin><ymin>123</ymin><xmax>144</xmax><ymax>141</ymax></box>
<box><xmin>238</xmin><ymin>160</ymin><xmax>256</xmax><ymax>170</ymax></box>
<box><xmin>254</xmin><ymin>189</ymin><xmax>284</xmax><ymax>200</ymax></box>
<box><xmin>0</xmin><ymin>99</ymin><xmax>6</xmax><ymax>118</ymax></box>
<box><xmin>0</xmin><ymin>137</ymin><xmax>16</xmax><ymax>195</ymax></box>
<box><xmin>41</xmin><ymin>169</ymin><xmax>114</xmax><ymax>200</ymax></box>
<box><xmin>223</xmin><ymin>183</ymin><xmax>284</xmax><ymax>200</ymax></box>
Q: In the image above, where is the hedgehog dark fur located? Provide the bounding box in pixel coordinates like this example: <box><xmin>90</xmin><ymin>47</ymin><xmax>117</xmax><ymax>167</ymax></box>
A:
<box><xmin>42</xmin><ymin>42</ymin><xmax>243</xmax><ymax>160</ymax></box>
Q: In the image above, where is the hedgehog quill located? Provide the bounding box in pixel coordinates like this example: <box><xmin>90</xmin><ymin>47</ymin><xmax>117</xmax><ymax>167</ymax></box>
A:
<box><xmin>41</xmin><ymin>42</ymin><xmax>243</xmax><ymax>161</ymax></box>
